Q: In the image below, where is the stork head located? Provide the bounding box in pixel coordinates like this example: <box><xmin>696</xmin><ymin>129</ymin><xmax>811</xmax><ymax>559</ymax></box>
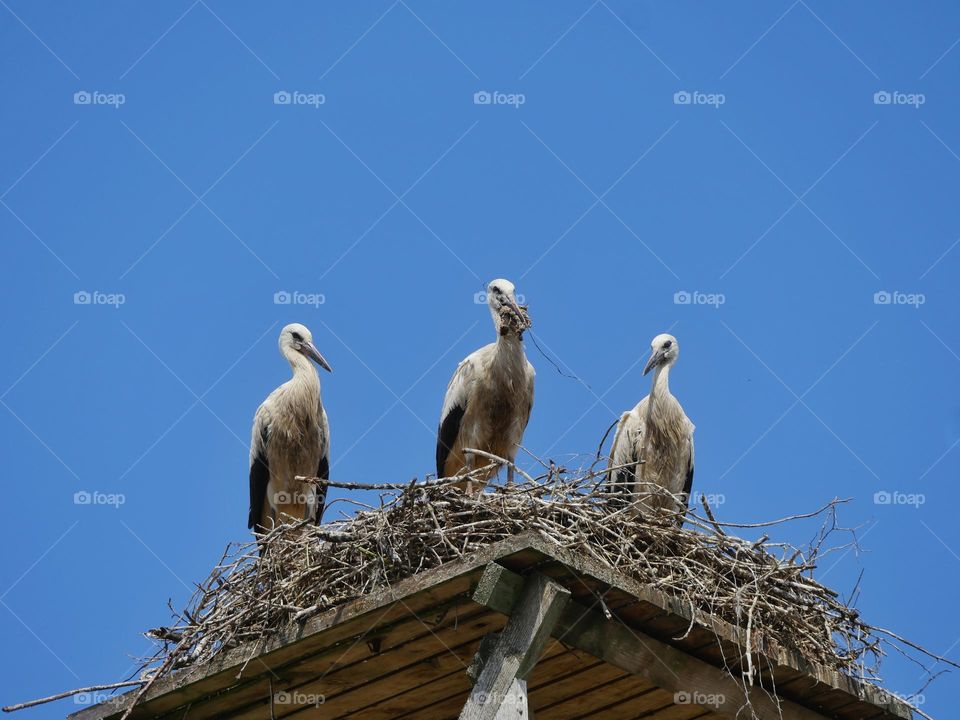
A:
<box><xmin>486</xmin><ymin>278</ymin><xmax>529</xmax><ymax>336</ymax></box>
<box><xmin>643</xmin><ymin>333</ymin><xmax>679</xmax><ymax>376</ymax></box>
<box><xmin>279</xmin><ymin>323</ymin><xmax>332</xmax><ymax>372</ymax></box>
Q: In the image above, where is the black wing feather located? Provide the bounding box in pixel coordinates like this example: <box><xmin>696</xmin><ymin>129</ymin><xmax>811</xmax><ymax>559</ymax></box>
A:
<box><xmin>436</xmin><ymin>405</ymin><xmax>465</xmax><ymax>478</ymax></box>
<box><xmin>248</xmin><ymin>423</ymin><xmax>270</xmax><ymax>530</ymax></box>
<box><xmin>314</xmin><ymin>454</ymin><xmax>329</xmax><ymax>525</ymax></box>
<box><xmin>612</xmin><ymin>466</ymin><xmax>636</xmax><ymax>496</ymax></box>
<box><xmin>679</xmin><ymin>458</ymin><xmax>694</xmax><ymax>513</ymax></box>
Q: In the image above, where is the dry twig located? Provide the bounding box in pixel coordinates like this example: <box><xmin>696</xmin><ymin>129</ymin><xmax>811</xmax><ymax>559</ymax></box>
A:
<box><xmin>6</xmin><ymin>460</ymin><xmax>949</xmax><ymax>720</ymax></box>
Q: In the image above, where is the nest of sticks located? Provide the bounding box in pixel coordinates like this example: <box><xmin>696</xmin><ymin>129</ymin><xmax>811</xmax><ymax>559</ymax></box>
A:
<box><xmin>499</xmin><ymin>302</ymin><xmax>532</xmax><ymax>337</ymax></box>
<box><xmin>138</xmin><ymin>458</ymin><xmax>893</xmax><ymax>693</ymax></box>
<box><xmin>13</xmin><ymin>456</ymin><xmax>952</xmax><ymax>719</ymax></box>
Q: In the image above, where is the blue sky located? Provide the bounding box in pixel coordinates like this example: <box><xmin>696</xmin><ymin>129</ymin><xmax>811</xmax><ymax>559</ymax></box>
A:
<box><xmin>1</xmin><ymin>1</ymin><xmax>959</xmax><ymax>717</ymax></box>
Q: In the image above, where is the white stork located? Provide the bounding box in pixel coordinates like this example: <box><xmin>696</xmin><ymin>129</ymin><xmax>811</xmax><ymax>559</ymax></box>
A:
<box><xmin>248</xmin><ymin>323</ymin><xmax>332</xmax><ymax>533</ymax></box>
<box><xmin>436</xmin><ymin>279</ymin><xmax>535</xmax><ymax>492</ymax></box>
<box><xmin>608</xmin><ymin>333</ymin><xmax>695</xmax><ymax>520</ymax></box>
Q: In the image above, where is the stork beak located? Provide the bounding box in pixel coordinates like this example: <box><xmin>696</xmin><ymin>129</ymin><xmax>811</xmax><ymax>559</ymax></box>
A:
<box><xmin>642</xmin><ymin>349</ymin><xmax>663</xmax><ymax>376</ymax></box>
<box><xmin>504</xmin><ymin>295</ymin><xmax>523</xmax><ymax>317</ymax></box>
<box><xmin>301</xmin><ymin>341</ymin><xmax>332</xmax><ymax>372</ymax></box>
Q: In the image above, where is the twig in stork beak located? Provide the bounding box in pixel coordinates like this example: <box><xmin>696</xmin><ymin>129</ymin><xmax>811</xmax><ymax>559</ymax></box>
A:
<box><xmin>300</xmin><ymin>341</ymin><xmax>332</xmax><ymax>372</ymax></box>
<box><xmin>643</xmin><ymin>349</ymin><xmax>664</xmax><ymax>376</ymax></box>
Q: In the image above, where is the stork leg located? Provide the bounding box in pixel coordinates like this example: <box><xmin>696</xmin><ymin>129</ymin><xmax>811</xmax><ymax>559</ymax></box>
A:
<box><xmin>258</xmin><ymin>502</ymin><xmax>276</xmax><ymax>534</ymax></box>
<box><xmin>464</xmin><ymin>451</ymin><xmax>475</xmax><ymax>494</ymax></box>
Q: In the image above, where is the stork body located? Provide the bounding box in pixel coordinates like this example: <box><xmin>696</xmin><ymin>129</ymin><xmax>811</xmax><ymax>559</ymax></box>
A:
<box><xmin>248</xmin><ymin>323</ymin><xmax>332</xmax><ymax>533</ymax></box>
<box><xmin>609</xmin><ymin>334</ymin><xmax>694</xmax><ymax>519</ymax></box>
<box><xmin>437</xmin><ymin>280</ymin><xmax>535</xmax><ymax>492</ymax></box>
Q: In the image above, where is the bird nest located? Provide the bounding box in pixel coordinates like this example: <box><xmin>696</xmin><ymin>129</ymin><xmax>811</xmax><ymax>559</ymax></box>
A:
<box><xmin>499</xmin><ymin>302</ymin><xmax>532</xmax><ymax>337</ymax></box>
<box><xmin>137</xmin><ymin>461</ymin><xmax>899</xmax><ymax>696</ymax></box>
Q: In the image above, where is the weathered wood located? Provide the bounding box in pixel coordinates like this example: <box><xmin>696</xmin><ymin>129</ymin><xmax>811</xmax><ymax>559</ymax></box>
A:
<box><xmin>69</xmin><ymin>532</ymin><xmax>913</xmax><ymax>720</ymax></box>
<box><xmin>460</xmin><ymin>572</ymin><xmax>570</xmax><ymax>720</ymax></box>
<box><xmin>229</xmin><ymin>609</ymin><xmax>504</xmax><ymax>720</ymax></box>
<box><xmin>474</xmin><ymin>563</ymin><xmax>831</xmax><ymax>720</ymax></box>
<box><xmin>495</xmin><ymin>536</ymin><xmax>912</xmax><ymax>720</ymax></box>
<box><xmin>169</xmin><ymin>602</ymin><xmax>492</xmax><ymax>720</ymax></box>
<box><xmin>359</xmin><ymin>642</ymin><xmax>572</xmax><ymax>720</ymax></box>
<box><xmin>493</xmin><ymin>679</ymin><xmax>527</xmax><ymax>719</ymax></box>
<box><xmin>69</xmin><ymin>534</ymin><xmax>546</xmax><ymax>720</ymax></box>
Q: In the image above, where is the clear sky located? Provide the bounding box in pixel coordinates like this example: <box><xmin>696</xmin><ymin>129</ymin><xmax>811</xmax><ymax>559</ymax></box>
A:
<box><xmin>1</xmin><ymin>2</ymin><xmax>958</xmax><ymax>717</ymax></box>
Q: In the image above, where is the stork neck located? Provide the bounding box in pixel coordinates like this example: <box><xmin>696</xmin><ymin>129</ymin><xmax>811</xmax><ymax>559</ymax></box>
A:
<box><xmin>492</xmin><ymin>334</ymin><xmax>524</xmax><ymax>377</ymax></box>
<box><xmin>289</xmin><ymin>354</ymin><xmax>320</xmax><ymax>388</ymax></box>
<box><xmin>649</xmin><ymin>364</ymin><xmax>671</xmax><ymax>400</ymax></box>
<box><xmin>495</xmin><ymin>332</ymin><xmax>524</xmax><ymax>356</ymax></box>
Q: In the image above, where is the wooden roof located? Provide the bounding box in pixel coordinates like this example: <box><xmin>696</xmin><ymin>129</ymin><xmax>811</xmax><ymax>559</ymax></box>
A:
<box><xmin>70</xmin><ymin>532</ymin><xmax>912</xmax><ymax>720</ymax></box>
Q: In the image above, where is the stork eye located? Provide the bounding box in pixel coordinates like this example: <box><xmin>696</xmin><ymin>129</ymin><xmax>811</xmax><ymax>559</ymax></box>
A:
<box><xmin>291</xmin><ymin>332</ymin><xmax>303</xmax><ymax>342</ymax></box>
<box><xmin>663</xmin><ymin>340</ymin><xmax>673</xmax><ymax>349</ymax></box>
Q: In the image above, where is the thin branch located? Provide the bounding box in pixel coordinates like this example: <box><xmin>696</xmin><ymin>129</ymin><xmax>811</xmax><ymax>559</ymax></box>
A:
<box><xmin>3</xmin><ymin>681</ymin><xmax>144</xmax><ymax>713</ymax></box>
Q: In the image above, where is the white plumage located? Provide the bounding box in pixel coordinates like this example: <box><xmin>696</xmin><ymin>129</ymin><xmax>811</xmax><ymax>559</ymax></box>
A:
<box><xmin>248</xmin><ymin>323</ymin><xmax>332</xmax><ymax>532</ymax></box>
<box><xmin>436</xmin><ymin>279</ymin><xmax>535</xmax><ymax>492</ymax></box>
<box><xmin>608</xmin><ymin>333</ymin><xmax>695</xmax><ymax>519</ymax></box>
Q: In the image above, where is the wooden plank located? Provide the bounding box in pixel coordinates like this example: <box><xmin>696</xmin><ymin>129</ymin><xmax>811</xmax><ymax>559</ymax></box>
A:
<box><xmin>85</xmin><ymin>574</ymin><xmax>478</xmax><ymax>720</ymax></box>
<box><xmin>530</xmin><ymin>663</ymin><xmax>629</xmax><ymax>711</ymax></box>
<box><xmin>365</xmin><ymin>642</ymin><xmax>573</xmax><ymax>720</ymax></box>
<box><xmin>165</xmin><ymin>601</ymin><xmax>494</xmax><ymax>720</ymax></box>
<box><xmin>460</xmin><ymin>572</ymin><xmax>570</xmax><ymax>720</ymax></box>
<box><xmin>528</xmin><ymin>650</ymin><xmax>604</xmax><ymax>689</ymax></box>
<box><xmin>496</xmin><ymin>536</ymin><xmax>912</xmax><ymax>720</ymax></box>
<box><xmin>493</xmin><ymin>679</ymin><xmax>527</xmax><ymax>720</ymax></box>
<box><xmin>348</xmin><ymin>665</ymin><xmax>471</xmax><ymax>719</ymax></box>
<box><xmin>273</xmin><ymin>614</ymin><xmax>504</xmax><ymax>719</ymax></box>
<box><xmin>474</xmin><ymin>563</ymin><xmax>830</xmax><ymax>720</ymax></box>
<box><xmin>535</xmin><ymin>674</ymin><xmax>656</xmax><ymax>720</ymax></box>
<box><xmin>645</xmin><ymin>705</ymin><xmax>715</xmax><ymax>720</ymax></box>
<box><xmin>72</xmin><ymin>531</ymin><xmax>912</xmax><ymax>720</ymax></box>
<box><xmin>572</xmin><ymin>686</ymin><xmax>675</xmax><ymax>720</ymax></box>
<box><xmin>71</xmin><ymin>534</ymin><xmax>548</xmax><ymax>720</ymax></box>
